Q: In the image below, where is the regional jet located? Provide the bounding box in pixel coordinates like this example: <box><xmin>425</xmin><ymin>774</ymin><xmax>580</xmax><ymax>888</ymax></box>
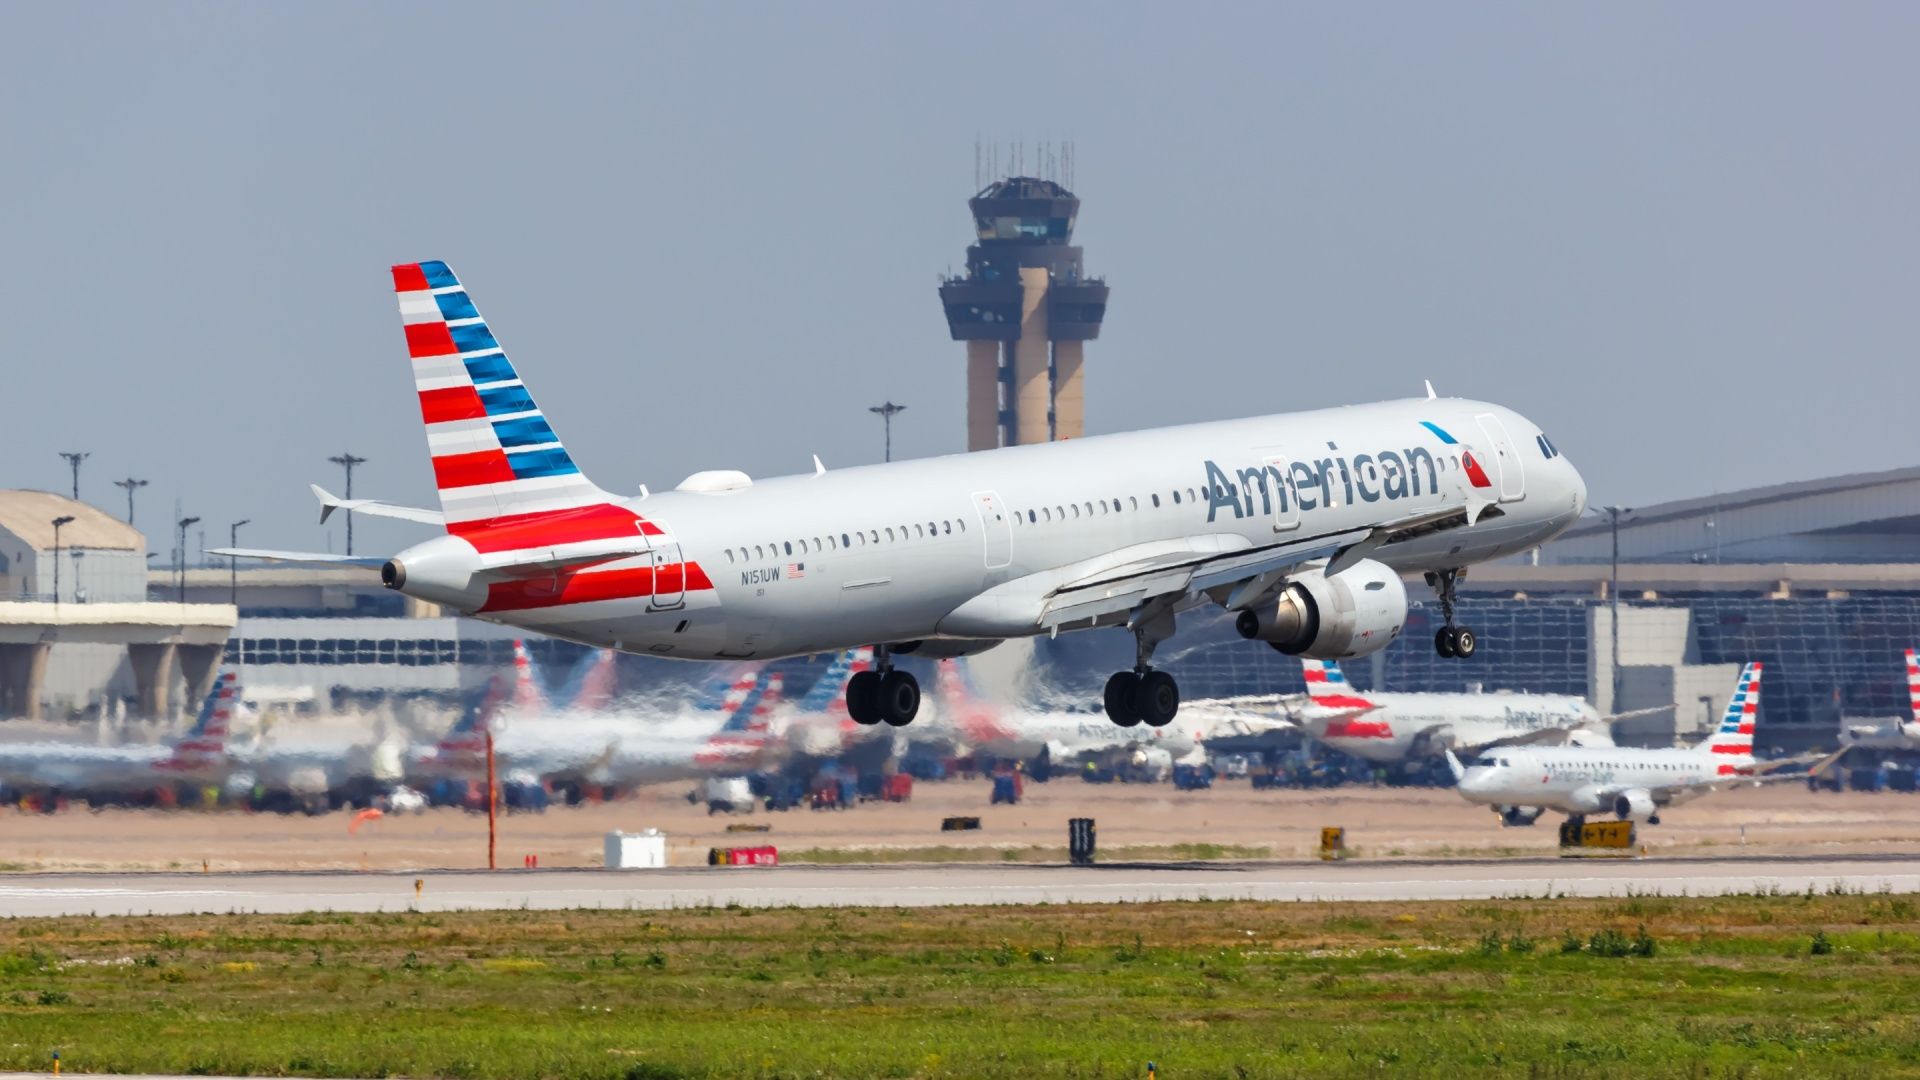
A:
<box><xmin>1839</xmin><ymin>649</ymin><xmax>1920</xmax><ymax>752</ymax></box>
<box><xmin>223</xmin><ymin>261</ymin><xmax>1587</xmax><ymax>731</ymax></box>
<box><xmin>1446</xmin><ymin>663</ymin><xmax>1803</xmax><ymax>826</ymax></box>
<box><xmin>0</xmin><ymin>673</ymin><xmax>239</xmax><ymax>803</ymax></box>
<box><xmin>1293</xmin><ymin>658</ymin><xmax>1626</xmax><ymax>768</ymax></box>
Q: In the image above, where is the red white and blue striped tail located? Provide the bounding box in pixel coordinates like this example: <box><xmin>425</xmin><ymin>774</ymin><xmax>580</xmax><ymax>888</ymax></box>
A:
<box><xmin>1299</xmin><ymin>659</ymin><xmax>1376</xmax><ymax>710</ymax></box>
<box><xmin>1907</xmin><ymin>648</ymin><xmax>1918</xmax><ymax>724</ymax></box>
<box><xmin>162</xmin><ymin>670</ymin><xmax>238</xmax><ymax>769</ymax></box>
<box><xmin>1701</xmin><ymin>661</ymin><xmax>1762</xmax><ymax>771</ymax></box>
<box><xmin>392</xmin><ymin>260</ymin><xmax>615</xmax><ymax>526</ymax></box>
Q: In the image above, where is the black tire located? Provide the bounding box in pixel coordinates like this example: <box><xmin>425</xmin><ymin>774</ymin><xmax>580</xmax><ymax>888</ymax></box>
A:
<box><xmin>1435</xmin><ymin>627</ymin><xmax>1457</xmax><ymax>658</ymax></box>
<box><xmin>1104</xmin><ymin>672</ymin><xmax>1141</xmax><ymax>727</ymax></box>
<box><xmin>878</xmin><ymin>670</ymin><xmax>921</xmax><ymax>727</ymax></box>
<box><xmin>1452</xmin><ymin>627</ymin><xmax>1477</xmax><ymax>658</ymax></box>
<box><xmin>1135</xmin><ymin>670</ymin><xmax>1180</xmax><ymax>728</ymax></box>
<box><xmin>846</xmin><ymin>670</ymin><xmax>881</xmax><ymax>725</ymax></box>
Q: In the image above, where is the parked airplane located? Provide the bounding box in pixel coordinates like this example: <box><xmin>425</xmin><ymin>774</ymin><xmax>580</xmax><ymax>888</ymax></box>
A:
<box><xmin>1293</xmin><ymin>658</ymin><xmax>1620</xmax><ymax>767</ymax></box>
<box><xmin>0</xmin><ymin>673</ymin><xmax>238</xmax><ymax>803</ymax></box>
<box><xmin>1447</xmin><ymin>662</ymin><xmax>1784</xmax><ymax>826</ymax></box>
<box><xmin>222</xmin><ymin>260</ymin><xmax>1587</xmax><ymax>731</ymax></box>
<box><xmin>1839</xmin><ymin>649</ymin><xmax>1920</xmax><ymax>752</ymax></box>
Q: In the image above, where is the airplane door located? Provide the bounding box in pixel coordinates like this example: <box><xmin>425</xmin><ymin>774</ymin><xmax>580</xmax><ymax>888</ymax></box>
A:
<box><xmin>972</xmin><ymin>491</ymin><xmax>1012</xmax><ymax>569</ymax></box>
<box><xmin>1473</xmin><ymin>414</ymin><xmax>1526</xmax><ymax>502</ymax></box>
<box><xmin>649</xmin><ymin>526</ymin><xmax>687</xmax><ymax>610</ymax></box>
<box><xmin>1261</xmin><ymin>455</ymin><xmax>1302</xmax><ymax>532</ymax></box>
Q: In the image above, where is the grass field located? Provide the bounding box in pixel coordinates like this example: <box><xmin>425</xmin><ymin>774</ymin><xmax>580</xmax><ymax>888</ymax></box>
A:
<box><xmin>2</xmin><ymin>890</ymin><xmax>1919</xmax><ymax>1078</ymax></box>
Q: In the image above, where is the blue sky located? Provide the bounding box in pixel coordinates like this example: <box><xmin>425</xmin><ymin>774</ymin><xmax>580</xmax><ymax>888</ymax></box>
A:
<box><xmin>3</xmin><ymin>3</ymin><xmax>1914</xmax><ymax>553</ymax></box>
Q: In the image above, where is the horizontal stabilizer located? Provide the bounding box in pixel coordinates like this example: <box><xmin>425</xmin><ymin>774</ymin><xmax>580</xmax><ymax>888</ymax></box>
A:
<box><xmin>474</xmin><ymin>539</ymin><xmax>655</xmax><ymax>577</ymax></box>
<box><xmin>210</xmin><ymin>547</ymin><xmax>389</xmax><ymax>568</ymax></box>
<box><xmin>311</xmin><ymin>484</ymin><xmax>444</xmax><ymax>527</ymax></box>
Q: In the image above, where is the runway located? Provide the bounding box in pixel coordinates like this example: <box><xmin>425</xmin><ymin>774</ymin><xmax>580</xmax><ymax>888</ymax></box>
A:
<box><xmin>3</xmin><ymin>854</ymin><xmax>1917</xmax><ymax>917</ymax></box>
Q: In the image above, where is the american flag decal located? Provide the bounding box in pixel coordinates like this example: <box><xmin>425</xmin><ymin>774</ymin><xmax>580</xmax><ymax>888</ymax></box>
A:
<box><xmin>785</xmin><ymin>563</ymin><xmax>805</xmax><ymax>580</ymax></box>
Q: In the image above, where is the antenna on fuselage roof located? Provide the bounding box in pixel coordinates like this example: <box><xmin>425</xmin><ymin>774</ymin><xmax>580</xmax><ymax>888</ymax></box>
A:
<box><xmin>1424</xmin><ymin>379</ymin><xmax>1438</xmax><ymax>400</ymax></box>
<box><xmin>638</xmin><ymin>484</ymin><xmax>651</xmax><ymax>499</ymax></box>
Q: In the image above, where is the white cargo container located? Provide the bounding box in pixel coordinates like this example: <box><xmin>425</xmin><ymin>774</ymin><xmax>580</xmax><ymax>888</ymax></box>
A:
<box><xmin>604</xmin><ymin>829</ymin><xmax>668</xmax><ymax>869</ymax></box>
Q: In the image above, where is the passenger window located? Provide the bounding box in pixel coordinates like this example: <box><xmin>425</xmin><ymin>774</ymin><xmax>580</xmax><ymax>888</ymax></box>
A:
<box><xmin>957</xmin><ymin>520</ymin><xmax>966</xmax><ymax>532</ymax></box>
<box><xmin>942</xmin><ymin>520</ymin><xmax>951</xmax><ymax>535</ymax></box>
<box><xmin>1083</xmin><ymin>502</ymin><xmax>1093</xmax><ymax>516</ymax></box>
<box><xmin>784</xmin><ymin>541</ymin><xmax>793</xmax><ymax>556</ymax></box>
<box><xmin>869</xmin><ymin>530</ymin><xmax>879</xmax><ymax>543</ymax></box>
<box><xmin>1151</xmin><ymin>494</ymin><xmax>1160</xmax><ymax>508</ymax></box>
<box><xmin>813</xmin><ymin>537</ymin><xmax>823</xmax><ymax>551</ymax></box>
<box><xmin>927</xmin><ymin>521</ymin><xmax>936</xmax><ymax>535</ymax></box>
<box><xmin>842</xmin><ymin>533</ymin><xmax>851</xmax><ymax>548</ymax></box>
<box><xmin>1171</xmin><ymin>491</ymin><xmax>1181</xmax><ymax>505</ymax></box>
<box><xmin>754</xmin><ymin>545</ymin><xmax>764</xmax><ymax>559</ymax></box>
<box><xmin>885</xmin><ymin>528</ymin><xmax>895</xmax><ymax>542</ymax></box>
<box><xmin>724</xmin><ymin>549</ymin><xmax>734</xmax><ymax>563</ymax></box>
<box><xmin>1056</xmin><ymin>505</ymin><xmax>1065</xmax><ymax>518</ymax></box>
<box><xmin>914</xmin><ymin>524</ymin><xmax>924</xmax><ymax>538</ymax></box>
<box><xmin>1070</xmin><ymin>504</ymin><xmax>1080</xmax><ymax>519</ymax></box>
<box><xmin>1028</xmin><ymin>509</ymin><xmax>1037</xmax><ymax>523</ymax></box>
<box><xmin>1129</xmin><ymin>496</ymin><xmax>1138</xmax><ymax>511</ymax></box>
<box><xmin>1042</xmin><ymin>508</ymin><xmax>1051</xmax><ymax>522</ymax></box>
<box><xmin>1187</xmin><ymin>487</ymin><xmax>1197</xmax><ymax>502</ymax></box>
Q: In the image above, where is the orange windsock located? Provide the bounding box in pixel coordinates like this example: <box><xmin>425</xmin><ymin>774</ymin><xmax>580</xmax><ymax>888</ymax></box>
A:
<box><xmin>348</xmin><ymin>807</ymin><xmax>385</xmax><ymax>834</ymax></box>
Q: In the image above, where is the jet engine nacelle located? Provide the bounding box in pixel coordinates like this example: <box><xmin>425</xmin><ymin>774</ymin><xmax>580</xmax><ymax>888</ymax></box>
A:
<box><xmin>1234</xmin><ymin>559</ymin><xmax>1407</xmax><ymax>660</ymax></box>
<box><xmin>1613</xmin><ymin>788</ymin><xmax>1658</xmax><ymax>823</ymax></box>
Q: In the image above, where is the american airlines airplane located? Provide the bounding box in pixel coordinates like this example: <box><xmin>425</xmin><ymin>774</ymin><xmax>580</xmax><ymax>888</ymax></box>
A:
<box><xmin>1293</xmin><ymin>658</ymin><xmax>1619</xmax><ymax>767</ymax></box>
<box><xmin>1447</xmin><ymin>663</ymin><xmax>1785</xmax><ymax>826</ymax></box>
<box><xmin>224</xmin><ymin>261</ymin><xmax>1587</xmax><ymax>730</ymax></box>
<box><xmin>0</xmin><ymin>673</ymin><xmax>238</xmax><ymax>802</ymax></box>
<box><xmin>1839</xmin><ymin>649</ymin><xmax>1920</xmax><ymax>752</ymax></box>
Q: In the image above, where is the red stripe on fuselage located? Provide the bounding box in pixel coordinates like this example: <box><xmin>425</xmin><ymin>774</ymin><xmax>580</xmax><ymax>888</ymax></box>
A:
<box><xmin>1708</xmin><ymin>743</ymin><xmax>1752</xmax><ymax>754</ymax></box>
<box><xmin>419</xmin><ymin>385</ymin><xmax>487</xmax><ymax>424</ymax></box>
<box><xmin>479</xmin><ymin>562</ymin><xmax>714</xmax><ymax>612</ymax></box>
<box><xmin>1322</xmin><ymin>718</ymin><xmax>1393</xmax><ymax>739</ymax></box>
<box><xmin>449</xmin><ymin>503</ymin><xmax>660</xmax><ymax>553</ymax></box>
<box><xmin>1462</xmin><ymin>451</ymin><xmax>1493</xmax><ymax>489</ymax></box>
<box><xmin>433</xmin><ymin>450</ymin><xmax>516</xmax><ymax>489</ymax></box>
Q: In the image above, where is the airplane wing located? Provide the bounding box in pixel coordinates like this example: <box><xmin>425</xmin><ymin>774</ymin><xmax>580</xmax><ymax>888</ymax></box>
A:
<box><xmin>1471</xmin><ymin>724</ymin><xmax>1615</xmax><ymax>752</ymax></box>
<box><xmin>311</xmin><ymin>484</ymin><xmax>444</xmax><ymax>527</ymax></box>
<box><xmin>211</xmin><ymin>548</ymin><xmax>389</xmax><ymax>567</ymax></box>
<box><xmin>1599</xmin><ymin>705</ymin><xmax>1681</xmax><ymax>724</ymax></box>
<box><xmin>1036</xmin><ymin>527</ymin><xmax>1373</xmax><ymax>632</ymax></box>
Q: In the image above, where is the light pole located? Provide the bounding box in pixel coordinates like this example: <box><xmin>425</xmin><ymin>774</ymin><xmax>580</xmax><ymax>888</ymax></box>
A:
<box><xmin>113</xmin><ymin>477</ymin><xmax>148</xmax><ymax>525</ymax></box>
<box><xmin>868</xmin><ymin>402</ymin><xmax>906</xmax><ymax>463</ymax></box>
<box><xmin>328</xmin><ymin>453</ymin><xmax>368</xmax><ymax>555</ymax></box>
<box><xmin>176</xmin><ymin>516</ymin><xmax>200</xmax><ymax>604</ymax></box>
<box><xmin>1601</xmin><ymin>505</ymin><xmax>1633</xmax><ymax>711</ymax></box>
<box><xmin>58</xmin><ymin>452</ymin><xmax>90</xmax><ymax>503</ymax></box>
<box><xmin>229</xmin><ymin>519</ymin><xmax>250</xmax><ymax>607</ymax></box>
<box><xmin>50</xmin><ymin>515</ymin><xmax>75</xmax><ymax>607</ymax></box>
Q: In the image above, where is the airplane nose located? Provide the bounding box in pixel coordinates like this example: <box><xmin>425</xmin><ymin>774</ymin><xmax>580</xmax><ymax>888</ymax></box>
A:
<box><xmin>1565</xmin><ymin>457</ymin><xmax>1589</xmax><ymax>521</ymax></box>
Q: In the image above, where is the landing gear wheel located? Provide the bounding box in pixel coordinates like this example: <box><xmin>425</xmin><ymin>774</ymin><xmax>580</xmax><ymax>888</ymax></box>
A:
<box><xmin>1135</xmin><ymin>671</ymin><xmax>1180</xmax><ymax>728</ymax></box>
<box><xmin>1104</xmin><ymin>672</ymin><xmax>1141</xmax><ymax>727</ymax></box>
<box><xmin>1435</xmin><ymin>627</ymin><xmax>1457</xmax><ymax>659</ymax></box>
<box><xmin>846</xmin><ymin>670</ymin><xmax>882</xmax><ymax>726</ymax></box>
<box><xmin>876</xmin><ymin>670</ymin><xmax>920</xmax><ymax>727</ymax></box>
<box><xmin>1450</xmin><ymin>627</ymin><xmax>1476</xmax><ymax>658</ymax></box>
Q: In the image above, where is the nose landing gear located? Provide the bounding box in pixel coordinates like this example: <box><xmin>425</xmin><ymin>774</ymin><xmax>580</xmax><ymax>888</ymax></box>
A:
<box><xmin>1426</xmin><ymin>569</ymin><xmax>1476</xmax><ymax>658</ymax></box>
<box><xmin>846</xmin><ymin>646</ymin><xmax>920</xmax><ymax>727</ymax></box>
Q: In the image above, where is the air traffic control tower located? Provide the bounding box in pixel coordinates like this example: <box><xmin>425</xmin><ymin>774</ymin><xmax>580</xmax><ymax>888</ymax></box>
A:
<box><xmin>939</xmin><ymin>177</ymin><xmax>1109</xmax><ymax>450</ymax></box>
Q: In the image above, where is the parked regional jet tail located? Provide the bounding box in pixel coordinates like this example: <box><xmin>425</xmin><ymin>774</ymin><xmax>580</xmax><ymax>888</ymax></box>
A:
<box><xmin>1699</xmin><ymin>662</ymin><xmax>1761</xmax><ymax>772</ymax></box>
<box><xmin>693</xmin><ymin>672</ymin><xmax>783</xmax><ymax>769</ymax></box>
<box><xmin>794</xmin><ymin>649</ymin><xmax>874</xmax><ymax>722</ymax></box>
<box><xmin>508</xmin><ymin>641</ymin><xmax>546</xmax><ymax>715</ymax></box>
<box><xmin>1299</xmin><ymin>659</ymin><xmax>1378</xmax><ymax>711</ymax></box>
<box><xmin>1909</xmin><ymin>649</ymin><xmax>1918</xmax><ymax>723</ymax></box>
<box><xmin>160</xmin><ymin>671</ymin><xmax>240</xmax><ymax>772</ymax></box>
<box><xmin>433</xmin><ymin>676</ymin><xmax>507</xmax><ymax>759</ymax></box>
<box><xmin>552</xmin><ymin>649</ymin><xmax>619</xmax><ymax>712</ymax></box>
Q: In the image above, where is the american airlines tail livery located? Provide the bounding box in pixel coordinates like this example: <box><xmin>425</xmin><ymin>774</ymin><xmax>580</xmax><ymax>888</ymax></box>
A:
<box><xmin>224</xmin><ymin>261</ymin><xmax>1587</xmax><ymax>729</ymax></box>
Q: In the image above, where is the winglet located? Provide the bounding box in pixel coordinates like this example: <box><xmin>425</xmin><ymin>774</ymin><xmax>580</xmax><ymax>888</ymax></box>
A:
<box><xmin>1444</xmin><ymin>749</ymin><xmax>1466</xmax><ymax>782</ymax></box>
<box><xmin>312</xmin><ymin>484</ymin><xmax>341</xmax><ymax>525</ymax></box>
<box><xmin>813</xmin><ymin>454</ymin><xmax>827</xmax><ymax>476</ymax></box>
<box><xmin>1424</xmin><ymin>379</ymin><xmax>1438</xmax><ymax>400</ymax></box>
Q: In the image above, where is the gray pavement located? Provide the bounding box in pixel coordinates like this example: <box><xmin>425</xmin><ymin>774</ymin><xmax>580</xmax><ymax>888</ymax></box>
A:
<box><xmin>3</xmin><ymin>855</ymin><xmax>1917</xmax><ymax>916</ymax></box>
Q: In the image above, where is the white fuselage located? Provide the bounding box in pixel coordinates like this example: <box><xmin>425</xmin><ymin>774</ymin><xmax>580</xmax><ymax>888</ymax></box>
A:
<box><xmin>1302</xmin><ymin>692</ymin><xmax>1603</xmax><ymax>764</ymax></box>
<box><xmin>1457</xmin><ymin>746</ymin><xmax>1729</xmax><ymax>816</ymax></box>
<box><xmin>396</xmin><ymin>398</ymin><xmax>1585</xmax><ymax>662</ymax></box>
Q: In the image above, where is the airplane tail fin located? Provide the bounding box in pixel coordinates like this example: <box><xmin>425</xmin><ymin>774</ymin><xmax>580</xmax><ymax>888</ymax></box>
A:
<box><xmin>1698</xmin><ymin>661</ymin><xmax>1762</xmax><ymax>772</ymax></box>
<box><xmin>168</xmin><ymin>671</ymin><xmax>239</xmax><ymax>764</ymax></box>
<box><xmin>1299</xmin><ymin>659</ymin><xmax>1377</xmax><ymax>710</ymax></box>
<box><xmin>507</xmin><ymin>640</ymin><xmax>547</xmax><ymax>715</ymax></box>
<box><xmin>1907</xmin><ymin>648</ymin><xmax>1918</xmax><ymax>725</ymax></box>
<box><xmin>433</xmin><ymin>675</ymin><xmax>506</xmax><ymax>758</ymax></box>
<box><xmin>798</xmin><ymin>649</ymin><xmax>873</xmax><ymax>722</ymax></box>
<box><xmin>553</xmin><ymin>649</ymin><xmax>619</xmax><ymax>712</ymax></box>
<box><xmin>392</xmin><ymin>260</ymin><xmax>622</xmax><ymax>527</ymax></box>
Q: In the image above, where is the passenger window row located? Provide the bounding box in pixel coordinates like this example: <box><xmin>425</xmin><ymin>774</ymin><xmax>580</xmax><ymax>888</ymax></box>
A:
<box><xmin>721</xmin><ymin>518</ymin><xmax>969</xmax><ymax>564</ymax></box>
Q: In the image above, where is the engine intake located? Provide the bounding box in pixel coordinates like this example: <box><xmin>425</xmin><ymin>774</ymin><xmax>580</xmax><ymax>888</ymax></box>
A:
<box><xmin>1235</xmin><ymin>558</ymin><xmax>1407</xmax><ymax>660</ymax></box>
<box><xmin>1613</xmin><ymin>788</ymin><xmax>1658</xmax><ymax>823</ymax></box>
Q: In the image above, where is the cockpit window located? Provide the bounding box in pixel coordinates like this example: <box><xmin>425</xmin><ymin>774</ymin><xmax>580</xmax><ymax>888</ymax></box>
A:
<box><xmin>1535</xmin><ymin>433</ymin><xmax>1561</xmax><ymax>460</ymax></box>
<box><xmin>1474</xmin><ymin>753</ymin><xmax>1498</xmax><ymax>766</ymax></box>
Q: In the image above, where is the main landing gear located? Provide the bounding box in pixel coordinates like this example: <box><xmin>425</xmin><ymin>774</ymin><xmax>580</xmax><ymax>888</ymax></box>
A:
<box><xmin>845</xmin><ymin>646</ymin><xmax>920</xmax><ymax>727</ymax></box>
<box><xmin>1426</xmin><ymin>568</ymin><xmax>1477</xmax><ymax>659</ymax></box>
<box><xmin>1103</xmin><ymin>611</ymin><xmax>1180</xmax><ymax>729</ymax></box>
